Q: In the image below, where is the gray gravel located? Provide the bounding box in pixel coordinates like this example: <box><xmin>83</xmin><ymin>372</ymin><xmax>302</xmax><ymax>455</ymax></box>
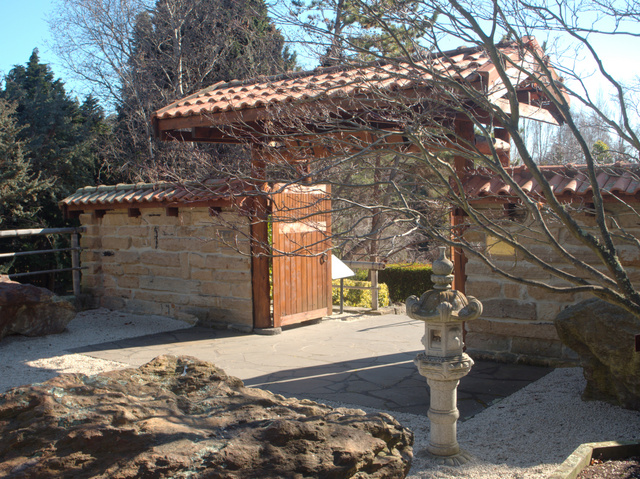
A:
<box><xmin>319</xmin><ymin>365</ymin><xmax>640</xmax><ymax>478</ymax></box>
<box><xmin>406</xmin><ymin>365</ymin><xmax>639</xmax><ymax>478</ymax></box>
<box><xmin>1</xmin><ymin>308</ymin><xmax>639</xmax><ymax>479</ymax></box>
<box><xmin>0</xmin><ymin>308</ymin><xmax>191</xmax><ymax>391</ymax></box>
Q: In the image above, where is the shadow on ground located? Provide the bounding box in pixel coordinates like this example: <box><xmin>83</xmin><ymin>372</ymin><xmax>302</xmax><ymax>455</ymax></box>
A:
<box><xmin>243</xmin><ymin>354</ymin><xmax>552</xmax><ymax>419</ymax></box>
<box><xmin>73</xmin><ymin>326</ymin><xmax>552</xmax><ymax>419</ymax></box>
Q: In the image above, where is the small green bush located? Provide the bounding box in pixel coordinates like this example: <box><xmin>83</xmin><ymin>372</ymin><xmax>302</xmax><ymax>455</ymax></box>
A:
<box><xmin>332</xmin><ymin>279</ymin><xmax>390</xmax><ymax>308</ymax></box>
<box><xmin>378</xmin><ymin>263</ymin><xmax>434</xmax><ymax>303</ymax></box>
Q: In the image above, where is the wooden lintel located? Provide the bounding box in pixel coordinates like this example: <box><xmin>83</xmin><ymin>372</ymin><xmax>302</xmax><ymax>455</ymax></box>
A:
<box><xmin>153</xmin><ymin>90</ymin><xmax>440</xmax><ymax>140</ymax></box>
<box><xmin>163</xmin><ymin>129</ymin><xmax>244</xmax><ymax>144</ymax></box>
<box><xmin>189</xmin><ymin>126</ymin><xmax>243</xmax><ymax>143</ymax></box>
<box><xmin>63</xmin><ymin>199</ymin><xmax>235</xmax><ymax>213</ymax></box>
<box><xmin>155</xmin><ymin>92</ymin><xmax>564</xmax><ymax>163</ymax></box>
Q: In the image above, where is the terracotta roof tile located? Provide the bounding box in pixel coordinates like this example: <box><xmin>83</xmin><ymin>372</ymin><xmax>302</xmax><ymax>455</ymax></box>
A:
<box><xmin>152</xmin><ymin>42</ymin><xmax>526</xmax><ymax>123</ymax></box>
<box><xmin>60</xmin><ymin>179</ymin><xmax>252</xmax><ymax>209</ymax></box>
<box><xmin>463</xmin><ymin>163</ymin><xmax>640</xmax><ymax>201</ymax></box>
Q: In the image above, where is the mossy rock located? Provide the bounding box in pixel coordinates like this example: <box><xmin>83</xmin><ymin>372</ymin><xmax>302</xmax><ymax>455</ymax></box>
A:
<box><xmin>555</xmin><ymin>298</ymin><xmax>640</xmax><ymax>410</ymax></box>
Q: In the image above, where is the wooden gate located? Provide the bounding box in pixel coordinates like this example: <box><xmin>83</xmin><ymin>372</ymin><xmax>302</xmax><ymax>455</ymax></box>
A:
<box><xmin>271</xmin><ymin>184</ymin><xmax>332</xmax><ymax>327</ymax></box>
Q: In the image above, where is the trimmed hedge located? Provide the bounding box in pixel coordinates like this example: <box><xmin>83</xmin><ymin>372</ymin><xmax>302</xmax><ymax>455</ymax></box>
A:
<box><xmin>332</xmin><ymin>279</ymin><xmax>390</xmax><ymax>308</ymax></box>
<box><xmin>378</xmin><ymin>263</ymin><xmax>434</xmax><ymax>303</ymax></box>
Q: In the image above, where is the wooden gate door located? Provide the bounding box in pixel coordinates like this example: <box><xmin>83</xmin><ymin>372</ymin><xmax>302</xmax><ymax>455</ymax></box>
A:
<box><xmin>271</xmin><ymin>184</ymin><xmax>332</xmax><ymax>328</ymax></box>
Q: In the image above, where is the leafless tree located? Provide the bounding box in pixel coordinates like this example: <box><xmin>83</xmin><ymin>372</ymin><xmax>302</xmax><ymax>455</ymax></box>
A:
<box><xmin>250</xmin><ymin>0</ymin><xmax>640</xmax><ymax>315</ymax></box>
<box><xmin>50</xmin><ymin>0</ymin><xmax>294</xmax><ymax>181</ymax></box>
<box><xmin>49</xmin><ymin>0</ymin><xmax>149</xmax><ymax>108</ymax></box>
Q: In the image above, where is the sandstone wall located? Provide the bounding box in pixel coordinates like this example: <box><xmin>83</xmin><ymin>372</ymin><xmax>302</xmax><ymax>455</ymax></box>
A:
<box><xmin>79</xmin><ymin>207</ymin><xmax>253</xmax><ymax>330</ymax></box>
<box><xmin>463</xmin><ymin>203</ymin><xmax>640</xmax><ymax>365</ymax></box>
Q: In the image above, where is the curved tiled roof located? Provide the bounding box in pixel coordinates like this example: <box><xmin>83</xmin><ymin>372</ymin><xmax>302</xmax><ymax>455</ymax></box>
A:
<box><xmin>60</xmin><ymin>178</ymin><xmax>252</xmax><ymax>209</ymax></box>
<box><xmin>463</xmin><ymin>163</ymin><xmax>640</xmax><ymax>201</ymax></box>
<box><xmin>152</xmin><ymin>40</ymin><xmax>541</xmax><ymax>124</ymax></box>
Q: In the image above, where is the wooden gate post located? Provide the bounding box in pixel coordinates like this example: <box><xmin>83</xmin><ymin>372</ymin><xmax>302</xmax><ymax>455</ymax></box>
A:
<box><xmin>250</xmin><ymin>151</ymin><xmax>272</xmax><ymax>330</ymax></box>
<box><xmin>251</xmin><ymin>196</ymin><xmax>271</xmax><ymax>330</ymax></box>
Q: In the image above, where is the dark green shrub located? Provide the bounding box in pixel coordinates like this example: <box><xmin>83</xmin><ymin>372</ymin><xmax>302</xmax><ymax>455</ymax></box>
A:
<box><xmin>378</xmin><ymin>263</ymin><xmax>434</xmax><ymax>303</ymax></box>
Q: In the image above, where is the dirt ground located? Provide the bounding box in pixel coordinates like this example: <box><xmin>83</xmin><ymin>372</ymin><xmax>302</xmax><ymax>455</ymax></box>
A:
<box><xmin>577</xmin><ymin>457</ymin><xmax>640</xmax><ymax>479</ymax></box>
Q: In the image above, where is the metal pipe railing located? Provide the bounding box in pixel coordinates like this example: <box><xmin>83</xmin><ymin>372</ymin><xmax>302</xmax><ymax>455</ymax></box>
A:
<box><xmin>0</xmin><ymin>247</ymin><xmax>80</xmax><ymax>259</ymax></box>
<box><xmin>0</xmin><ymin>227</ymin><xmax>85</xmax><ymax>295</ymax></box>
<box><xmin>0</xmin><ymin>227</ymin><xmax>81</xmax><ymax>238</ymax></box>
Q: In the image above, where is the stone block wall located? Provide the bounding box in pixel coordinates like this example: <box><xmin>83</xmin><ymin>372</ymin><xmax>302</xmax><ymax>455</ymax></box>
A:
<box><xmin>79</xmin><ymin>206</ymin><xmax>253</xmax><ymax>330</ymax></box>
<box><xmin>463</xmin><ymin>203</ymin><xmax>640</xmax><ymax>365</ymax></box>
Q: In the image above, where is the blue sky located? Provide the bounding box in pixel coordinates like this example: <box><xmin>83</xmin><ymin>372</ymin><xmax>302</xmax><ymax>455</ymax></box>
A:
<box><xmin>1</xmin><ymin>0</ymin><xmax>636</xmax><ymax>103</ymax></box>
<box><xmin>0</xmin><ymin>0</ymin><xmax>58</xmax><ymax>77</ymax></box>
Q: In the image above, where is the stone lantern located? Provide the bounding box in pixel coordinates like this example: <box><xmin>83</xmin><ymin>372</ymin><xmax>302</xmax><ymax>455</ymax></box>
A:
<box><xmin>406</xmin><ymin>246</ymin><xmax>482</xmax><ymax>463</ymax></box>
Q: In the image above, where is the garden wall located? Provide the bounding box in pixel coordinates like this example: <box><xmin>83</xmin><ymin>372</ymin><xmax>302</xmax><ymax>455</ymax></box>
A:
<box><xmin>463</xmin><ymin>203</ymin><xmax>640</xmax><ymax>366</ymax></box>
<box><xmin>79</xmin><ymin>206</ymin><xmax>253</xmax><ymax>330</ymax></box>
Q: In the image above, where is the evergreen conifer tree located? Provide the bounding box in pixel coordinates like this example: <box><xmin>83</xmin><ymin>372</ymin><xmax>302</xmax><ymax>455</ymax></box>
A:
<box><xmin>1</xmin><ymin>50</ymin><xmax>109</xmax><ymax>226</ymax></box>
<box><xmin>0</xmin><ymin>51</ymin><xmax>110</xmax><ymax>288</ymax></box>
<box><xmin>0</xmin><ymin>99</ymin><xmax>53</xmax><ymax>229</ymax></box>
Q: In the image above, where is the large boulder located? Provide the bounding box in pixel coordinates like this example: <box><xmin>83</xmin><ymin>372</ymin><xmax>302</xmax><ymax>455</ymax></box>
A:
<box><xmin>0</xmin><ymin>355</ymin><xmax>413</xmax><ymax>478</ymax></box>
<box><xmin>555</xmin><ymin>298</ymin><xmax>640</xmax><ymax>410</ymax></box>
<box><xmin>0</xmin><ymin>275</ymin><xmax>76</xmax><ymax>340</ymax></box>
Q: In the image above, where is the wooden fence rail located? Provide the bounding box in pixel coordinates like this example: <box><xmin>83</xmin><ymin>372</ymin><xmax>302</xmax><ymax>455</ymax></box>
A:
<box><xmin>0</xmin><ymin>227</ymin><xmax>85</xmax><ymax>295</ymax></box>
<box><xmin>334</xmin><ymin>260</ymin><xmax>386</xmax><ymax>313</ymax></box>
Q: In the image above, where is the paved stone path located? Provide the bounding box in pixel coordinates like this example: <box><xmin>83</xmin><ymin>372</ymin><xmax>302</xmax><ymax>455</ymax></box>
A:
<box><xmin>73</xmin><ymin>313</ymin><xmax>551</xmax><ymax>419</ymax></box>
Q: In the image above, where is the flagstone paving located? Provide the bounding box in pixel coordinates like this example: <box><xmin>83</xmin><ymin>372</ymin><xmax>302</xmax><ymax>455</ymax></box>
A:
<box><xmin>72</xmin><ymin>313</ymin><xmax>552</xmax><ymax>419</ymax></box>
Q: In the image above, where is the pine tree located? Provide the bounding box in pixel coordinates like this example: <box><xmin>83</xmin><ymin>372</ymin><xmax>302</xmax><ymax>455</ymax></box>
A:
<box><xmin>1</xmin><ymin>50</ymin><xmax>109</xmax><ymax>226</ymax></box>
<box><xmin>0</xmin><ymin>51</ymin><xmax>111</xmax><ymax>288</ymax></box>
<box><xmin>291</xmin><ymin>0</ymin><xmax>437</xmax><ymax>66</ymax></box>
<box><xmin>0</xmin><ymin>99</ymin><xmax>53</xmax><ymax>229</ymax></box>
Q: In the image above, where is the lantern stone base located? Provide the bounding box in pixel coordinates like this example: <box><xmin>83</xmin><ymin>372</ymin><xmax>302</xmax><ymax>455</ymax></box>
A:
<box><xmin>414</xmin><ymin>353</ymin><xmax>474</xmax><ymax>381</ymax></box>
<box><xmin>418</xmin><ymin>448</ymin><xmax>474</xmax><ymax>466</ymax></box>
<box><xmin>415</xmin><ymin>353</ymin><xmax>474</xmax><ymax>458</ymax></box>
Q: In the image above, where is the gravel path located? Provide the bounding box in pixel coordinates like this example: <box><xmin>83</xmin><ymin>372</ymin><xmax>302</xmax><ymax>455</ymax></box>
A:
<box><xmin>0</xmin><ymin>308</ymin><xmax>191</xmax><ymax>392</ymax></box>
<box><xmin>2</xmin><ymin>308</ymin><xmax>639</xmax><ymax>478</ymax></box>
<box><xmin>402</xmin><ymin>366</ymin><xmax>640</xmax><ymax>478</ymax></box>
